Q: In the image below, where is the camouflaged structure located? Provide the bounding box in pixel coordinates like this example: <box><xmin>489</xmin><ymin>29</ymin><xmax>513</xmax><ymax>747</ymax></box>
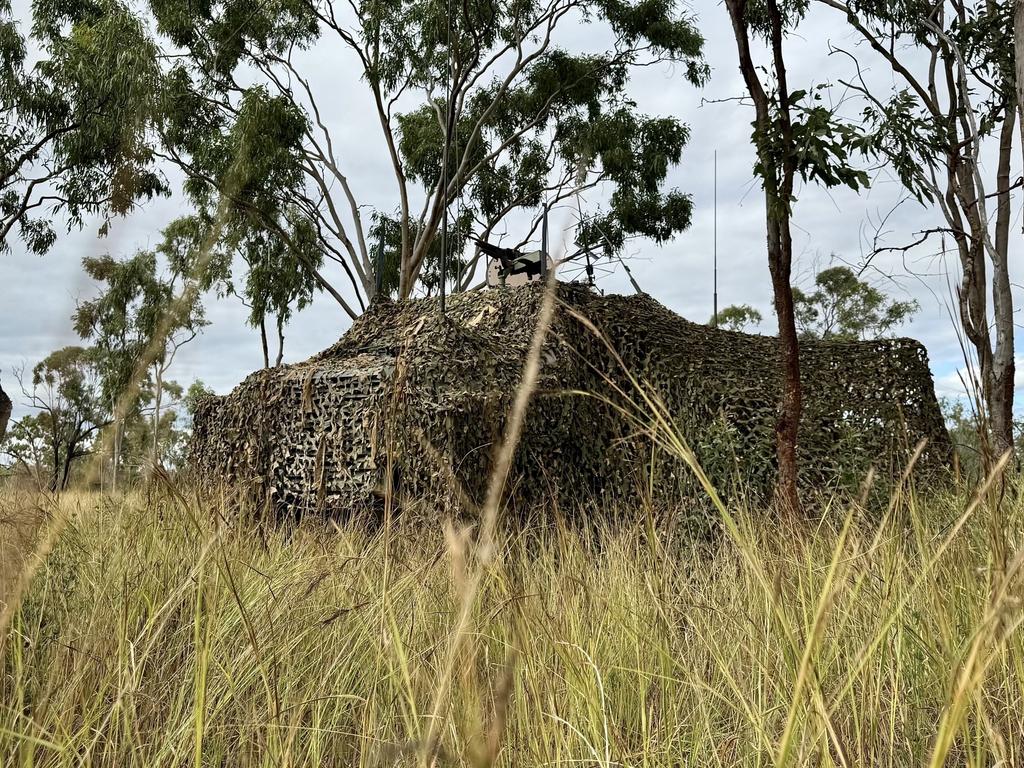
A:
<box><xmin>189</xmin><ymin>283</ymin><xmax>951</xmax><ymax>514</ymax></box>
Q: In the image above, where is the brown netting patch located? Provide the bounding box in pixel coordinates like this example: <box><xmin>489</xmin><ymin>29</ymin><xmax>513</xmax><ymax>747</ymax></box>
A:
<box><xmin>189</xmin><ymin>283</ymin><xmax>951</xmax><ymax>516</ymax></box>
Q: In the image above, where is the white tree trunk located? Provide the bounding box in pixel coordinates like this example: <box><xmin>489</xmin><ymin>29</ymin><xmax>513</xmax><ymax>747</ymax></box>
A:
<box><xmin>152</xmin><ymin>364</ymin><xmax>163</xmax><ymax>469</ymax></box>
<box><xmin>989</xmin><ymin>107</ymin><xmax>1016</xmax><ymax>455</ymax></box>
<box><xmin>111</xmin><ymin>396</ymin><xmax>120</xmax><ymax>493</ymax></box>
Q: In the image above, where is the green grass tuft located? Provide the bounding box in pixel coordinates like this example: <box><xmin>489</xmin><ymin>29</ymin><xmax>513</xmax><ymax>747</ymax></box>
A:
<box><xmin>1</xmin><ymin>475</ymin><xmax>1022</xmax><ymax>766</ymax></box>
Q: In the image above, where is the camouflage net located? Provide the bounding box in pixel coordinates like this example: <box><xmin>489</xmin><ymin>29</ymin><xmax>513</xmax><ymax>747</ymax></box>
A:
<box><xmin>189</xmin><ymin>283</ymin><xmax>951</xmax><ymax>515</ymax></box>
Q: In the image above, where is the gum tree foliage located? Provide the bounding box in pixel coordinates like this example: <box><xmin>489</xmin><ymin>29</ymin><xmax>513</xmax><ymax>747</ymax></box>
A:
<box><xmin>70</xmin><ymin>252</ymin><xmax>153</xmax><ymax>488</ymax></box>
<box><xmin>73</xmin><ymin>224</ymin><xmax>212</xmax><ymax>477</ymax></box>
<box><xmin>231</xmin><ymin>219</ymin><xmax>321</xmax><ymax>367</ymax></box>
<box><xmin>723</xmin><ymin>0</ymin><xmax>871</xmax><ymax>513</ymax></box>
<box><xmin>121</xmin><ymin>378</ymin><xmax>186</xmax><ymax>471</ymax></box>
<box><xmin>150</xmin><ymin>0</ymin><xmax>708</xmax><ymax>313</ymax></box>
<box><xmin>152</xmin><ymin>213</ymin><xmax>320</xmax><ymax>368</ymax></box>
<box><xmin>939</xmin><ymin>396</ymin><xmax>1024</xmax><ymax>480</ymax></box>
<box><xmin>939</xmin><ymin>396</ymin><xmax>992</xmax><ymax>481</ymax></box>
<box><xmin>710</xmin><ymin>304</ymin><xmax>763</xmax><ymax>332</ymax></box>
<box><xmin>0</xmin><ymin>0</ymin><xmax>166</xmax><ymax>255</ymax></box>
<box><xmin>1</xmin><ymin>0</ymin><xmax>166</xmax><ymax>442</ymax></box>
<box><xmin>367</xmin><ymin>208</ymin><xmax>475</xmax><ymax>298</ymax></box>
<box><xmin>793</xmin><ymin>265</ymin><xmax>918</xmax><ymax>340</ymax></box>
<box><xmin>102</xmin><ymin>375</ymin><xmax>202</xmax><ymax>477</ymax></box>
<box><xmin>6</xmin><ymin>347</ymin><xmax>109</xmax><ymax>491</ymax></box>
<box><xmin>181</xmin><ymin>379</ymin><xmax>214</xmax><ymax>424</ymax></box>
<box><xmin>146</xmin><ymin>213</ymin><xmax>320</xmax><ymax>368</ymax></box>
<box><xmin>816</xmin><ymin>0</ymin><xmax>1019</xmax><ymax>455</ymax></box>
<box><xmin>158</xmin><ymin>378</ymin><xmax>214</xmax><ymax>467</ymax></box>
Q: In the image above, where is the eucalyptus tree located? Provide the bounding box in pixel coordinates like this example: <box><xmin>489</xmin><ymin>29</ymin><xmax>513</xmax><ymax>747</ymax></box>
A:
<box><xmin>793</xmin><ymin>265</ymin><xmax>918</xmax><ymax>340</ymax></box>
<box><xmin>120</xmin><ymin>377</ymin><xmax>186</xmax><ymax>472</ymax></box>
<box><xmin>232</xmin><ymin>219</ymin><xmax>321</xmax><ymax>367</ymax></box>
<box><xmin>710</xmin><ymin>304</ymin><xmax>763</xmax><ymax>332</ymax></box>
<box><xmin>160</xmin><ymin>212</ymin><xmax>323</xmax><ymax>367</ymax></box>
<box><xmin>14</xmin><ymin>347</ymin><xmax>109</xmax><ymax>491</ymax></box>
<box><xmin>74</xmin><ymin>222</ymin><xmax>212</xmax><ymax>476</ymax></box>
<box><xmin>1</xmin><ymin>0</ymin><xmax>166</xmax><ymax>445</ymax></box>
<box><xmin>724</xmin><ymin>0</ymin><xmax>870</xmax><ymax>512</ymax></box>
<box><xmin>0</xmin><ymin>0</ymin><xmax>166</xmax><ymax>256</ymax></box>
<box><xmin>71</xmin><ymin>253</ymin><xmax>152</xmax><ymax>486</ymax></box>
<box><xmin>151</xmin><ymin>0</ymin><xmax>708</xmax><ymax>313</ymax></box>
<box><xmin>817</xmin><ymin>0</ymin><xmax>1018</xmax><ymax>456</ymax></box>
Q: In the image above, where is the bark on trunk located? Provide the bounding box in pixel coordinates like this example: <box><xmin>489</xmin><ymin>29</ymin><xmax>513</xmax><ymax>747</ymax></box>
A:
<box><xmin>989</xmin><ymin>107</ymin><xmax>1016</xmax><ymax>457</ymax></box>
<box><xmin>725</xmin><ymin>0</ymin><xmax>803</xmax><ymax>513</ymax></box>
<box><xmin>0</xmin><ymin>380</ymin><xmax>11</xmax><ymax>444</ymax></box>
<box><xmin>113</xmin><ymin>423</ymin><xmax>121</xmax><ymax>491</ymax></box>
<box><xmin>768</xmin><ymin>214</ymin><xmax>802</xmax><ymax>513</ymax></box>
<box><xmin>947</xmin><ymin>137</ymin><xmax>997</xmax><ymax>459</ymax></box>
<box><xmin>275</xmin><ymin>314</ymin><xmax>285</xmax><ymax>367</ymax></box>
<box><xmin>50</xmin><ymin>460</ymin><xmax>59</xmax><ymax>492</ymax></box>
<box><xmin>152</xmin><ymin>364</ymin><xmax>163</xmax><ymax>468</ymax></box>
<box><xmin>399</xmin><ymin>248</ymin><xmax>418</xmax><ymax>300</ymax></box>
<box><xmin>60</xmin><ymin>440</ymin><xmax>76</xmax><ymax>491</ymax></box>
<box><xmin>259</xmin><ymin>316</ymin><xmax>270</xmax><ymax>369</ymax></box>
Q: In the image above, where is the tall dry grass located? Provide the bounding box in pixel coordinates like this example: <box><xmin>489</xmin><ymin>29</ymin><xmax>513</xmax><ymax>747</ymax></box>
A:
<box><xmin>3</xmin><ymin>272</ymin><xmax>1020</xmax><ymax>766</ymax></box>
<box><xmin>0</xmin><ymin>470</ymin><xmax>1022</xmax><ymax>767</ymax></box>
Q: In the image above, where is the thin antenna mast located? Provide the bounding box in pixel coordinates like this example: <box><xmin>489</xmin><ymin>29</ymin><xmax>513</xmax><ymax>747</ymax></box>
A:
<box><xmin>541</xmin><ymin>207</ymin><xmax>549</xmax><ymax>280</ymax></box>
<box><xmin>712</xmin><ymin>149</ymin><xmax>718</xmax><ymax>328</ymax></box>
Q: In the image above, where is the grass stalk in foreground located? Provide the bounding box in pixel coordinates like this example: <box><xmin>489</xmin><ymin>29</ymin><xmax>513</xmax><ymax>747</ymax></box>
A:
<box><xmin>1</xmin><ymin>474</ymin><xmax>1022</xmax><ymax>766</ymax></box>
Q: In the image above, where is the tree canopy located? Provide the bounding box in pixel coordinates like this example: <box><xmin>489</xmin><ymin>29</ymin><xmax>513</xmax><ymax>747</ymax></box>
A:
<box><xmin>711</xmin><ymin>304</ymin><xmax>763</xmax><ymax>332</ymax></box>
<box><xmin>73</xmin><ymin>221</ymin><xmax>211</xmax><ymax>476</ymax></box>
<box><xmin>6</xmin><ymin>346</ymin><xmax>109</xmax><ymax>490</ymax></box>
<box><xmin>150</xmin><ymin>0</ymin><xmax>708</xmax><ymax>311</ymax></box>
<box><xmin>1</xmin><ymin>0</ymin><xmax>166</xmax><ymax>255</ymax></box>
<box><xmin>793</xmin><ymin>265</ymin><xmax>918</xmax><ymax>340</ymax></box>
<box><xmin>816</xmin><ymin>0</ymin><xmax>1018</xmax><ymax>454</ymax></box>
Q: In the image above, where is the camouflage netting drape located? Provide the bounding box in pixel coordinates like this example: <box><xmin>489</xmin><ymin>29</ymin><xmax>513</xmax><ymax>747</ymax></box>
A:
<box><xmin>189</xmin><ymin>283</ymin><xmax>951</xmax><ymax>516</ymax></box>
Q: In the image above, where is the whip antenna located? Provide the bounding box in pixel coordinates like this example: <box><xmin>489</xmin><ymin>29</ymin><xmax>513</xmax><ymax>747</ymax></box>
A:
<box><xmin>712</xmin><ymin>149</ymin><xmax>718</xmax><ymax>327</ymax></box>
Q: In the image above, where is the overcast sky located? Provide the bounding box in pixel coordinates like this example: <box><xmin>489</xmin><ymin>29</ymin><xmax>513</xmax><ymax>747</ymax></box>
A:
<box><xmin>2</xmin><ymin>0</ymin><xmax>1021</xmax><ymax>424</ymax></box>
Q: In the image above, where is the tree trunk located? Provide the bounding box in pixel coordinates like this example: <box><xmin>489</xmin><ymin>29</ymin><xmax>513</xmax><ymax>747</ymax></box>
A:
<box><xmin>768</xmin><ymin>212</ymin><xmax>802</xmax><ymax>513</ymax></box>
<box><xmin>946</xmin><ymin>139</ymin><xmax>997</xmax><ymax>455</ymax></box>
<box><xmin>725</xmin><ymin>0</ymin><xmax>803</xmax><ymax>513</ymax></box>
<box><xmin>0</xmin><ymin>380</ymin><xmax>11</xmax><ymax>444</ymax></box>
<box><xmin>50</xmin><ymin>452</ymin><xmax>60</xmax><ymax>492</ymax></box>
<box><xmin>275</xmin><ymin>314</ymin><xmax>285</xmax><ymax>367</ymax></box>
<box><xmin>152</xmin><ymin>364</ymin><xmax>163</xmax><ymax>468</ymax></box>
<box><xmin>61</xmin><ymin>445</ymin><xmax>74</xmax><ymax>490</ymax></box>
<box><xmin>112</xmin><ymin>415</ymin><xmax>121</xmax><ymax>493</ymax></box>
<box><xmin>989</xmin><ymin>106</ymin><xmax>1016</xmax><ymax>457</ymax></box>
<box><xmin>399</xmin><ymin>248</ymin><xmax>417</xmax><ymax>300</ymax></box>
<box><xmin>259</xmin><ymin>316</ymin><xmax>270</xmax><ymax>369</ymax></box>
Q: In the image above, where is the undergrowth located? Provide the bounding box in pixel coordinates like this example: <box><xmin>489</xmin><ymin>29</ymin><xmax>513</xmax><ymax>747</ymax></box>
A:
<box><xmin>1</xmin><ymin>473</ymin><xmax>1022</xmax><ymax>767</ymax></box>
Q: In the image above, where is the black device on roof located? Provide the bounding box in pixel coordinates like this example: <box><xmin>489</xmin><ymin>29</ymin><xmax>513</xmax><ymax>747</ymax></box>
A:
<box><xmin>473</xmin><ymin>238</ymin><xmax>544</xmax><ymax>279</ymax></box>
